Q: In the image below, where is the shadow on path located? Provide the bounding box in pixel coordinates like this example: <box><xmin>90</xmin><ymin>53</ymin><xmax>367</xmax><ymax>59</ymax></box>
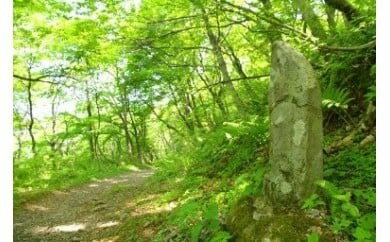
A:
<box><xmin>14</xmin><ymin>170</ymin><xmax>155</xmax><ymax>242</ymax></box>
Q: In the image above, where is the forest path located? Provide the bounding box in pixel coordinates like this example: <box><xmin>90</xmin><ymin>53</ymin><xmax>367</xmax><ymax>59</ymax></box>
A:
<box><xmin>14</xmin><ymin>169</ymin><xmax>156</xmax><ymax>242</ymax></box>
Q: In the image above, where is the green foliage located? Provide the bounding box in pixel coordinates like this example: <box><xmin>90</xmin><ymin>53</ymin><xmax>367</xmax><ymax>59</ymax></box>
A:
<box><xmin>307</xmin><ymin>232</ymin><xmax>319</xmax><ymax>242</ymax></box>
<box><xmin>315</xmin><ymin>180</ymin><xmax>373</xmax><ymax>239</ymax></box>
<box><xmin>365</xmin><ymin>85</ymin><xmax>376</xmax><ymax>103</ymax></box>
<box><xmin>353</xmin><ymin>213</ymin><xmax>376</xmax><ymax>241</ymax></box>
<box><xmin>13</xmin><ymin>0</ymin><xmax>376</xmax><ymax>240</ymax></box>
<box><xmin>327</xmin><ymin>145</ymin><xmax>376</xmax><ymax>240</ymax></box>
<box><xmin>13</xmin><ymin>152</ymin><xmax>137</xmax><ymax>207</ymax></box>
<box><xmin>151</xmin><ymin>116</ymin><xmax>268</xmax><ymax>240</ymax></box>
<box><xmin>324</xmin><ymin>144</ymin><xmax>375</xmax><ymax>189</ymax></box>
<box><xmin>321</xmin><ymin>84</ymin><xmax>354</xmax><ymax>126</ymax></box>
<box><xmin>322</xmin><ymin>84</ymin><xmax>354</xmax><ymax>111</ymax></box>
<box><xmin>190</xmin><ymin>202</ymin><xmax>231</xmax><ymax>242</ymax></box>
<box><xmin>194</xmin><ymin>116</ymin><xmax>268</xmax><ymax>177</ymax></box>
<box><xmin>301</xmin><ymin>194</ymin><xmax>325</xmax><ymax>209</ymax></box>
<box><xmin>302</xmin><ymin>143</ymin><xmax>376</xmax><ymax>240</ymax></box>
<box><xmin>157</xmin><ymin>200</ymin><xmax>231</xmax><ymax>242</ymax></box>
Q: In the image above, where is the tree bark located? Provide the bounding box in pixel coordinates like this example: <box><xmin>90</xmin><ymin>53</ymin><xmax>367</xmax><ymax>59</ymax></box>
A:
<box><xmin>119</xmin><ymin>112</ymin><xmax>135</xmax><ymax>156</ymax></box>
<box><xmin>26</xmin><ymin>69</ymin><xmax>36</xmax><ymax>155</ymax></box>
<box><xmin>294</xmin><ymin>0</ymin><xmax>327</xmax><ymax>39</ymax></box>
<box><xmin>85</xmin><ymin>82</ymin><xmax>97</xmax><ymax>160</ymax></box>
<box><xmin>128</xmin><ymin>109</ymin><xmax>144</xmax><ymax>163</ymax></box>
<box><xmin>48</xmin><ymin>87</ymin><xmax>59</xmax><ymax>153</ymax></box>
<box><xmin>225</xmin><ymin>43</ymin><xmax>263</xmax><ymax>112</ymax></box>
<box><xmin>324</xmin><ymin>0</ymin><xmax>360</xmax><ymax>23</ymax></box>
<box><xmin>196</xmin><ymin>54</ymin><xmax>227</xmax><ymax>116</ymax></box>
<box><xmin>168</xmin><ymin>84</ymin><xmax>195</xmax><ymax>132</ymax></box>
<box><xmin>199</xmin><ymin>4</ymin><xmax>246</xmax><ymax>113</ymax></box>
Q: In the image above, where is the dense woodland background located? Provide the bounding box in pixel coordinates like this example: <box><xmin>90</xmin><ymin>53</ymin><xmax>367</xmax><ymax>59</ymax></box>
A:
<box><xmin>13</xmin><ymin>0</ymin><xmax>376</xmax><ymax>241</ymax></box>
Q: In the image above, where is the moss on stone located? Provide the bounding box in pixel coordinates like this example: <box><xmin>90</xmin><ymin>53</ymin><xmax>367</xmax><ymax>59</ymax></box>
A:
<box><xmin>226</xmin><ymin>196</ymin><xmax>336</xmax><ymax>242</ymax></box>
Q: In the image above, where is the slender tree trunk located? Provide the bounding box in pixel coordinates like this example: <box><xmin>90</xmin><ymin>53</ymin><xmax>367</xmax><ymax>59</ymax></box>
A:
<box><xmin>128</xmin><ymin>110</ymin><xmax>143</xmax><ymax>163</ymax></box>
<box><xmin>49</xmin><ymin>88</ymin><xmax>59</xmax><ymax>153</ymax></box>
<box><xmin>195</xmin><ymin>65</ymin><xmax>227</xmax><ymax>116</ymax></box>
<box><xmin>141</xmin><ymin>118</ymin><xmax>148</xmax><ymax>162</ymax></box>
<box><xmin>199</xmin><ymin>4</ymin><xmax>246</xmax><ymax>113</ymax></box>
<box><xmin>27</xmin><ymin>69</ymin><xmax>36</xmax><ymax>155</ymax></box>
<box><xmin>294</xmin><ymin>0</ymin><xmax>327</xmax><ymax>39</ymax></box>
<box><xmin>85</xmin><ymin>84</ymin><xmax>97</xmax><ymax>159</ymax></box>
<box><xmin>94</xmin><ymin>91</ymin><xmax>102</xmax><ymax>159</ymax></box>
<box><xmin>161</xmin><ymin>132</ymin><xmax>170</xmax><ymax>153</ymax></box>
<box><xmin>119</xmin><ymin>112</ymin><xmax>134</xmax><ymax>156</ymax></box>
<box><xmin>16</xmin><ymin>133</ymin><xmax>22</xmax><ymax>160</ymax></box>
<box><xmin>62</xmin><ymin>120</ymin><xmax>70</xmax><ymax>155</ymax></box>
<box><xmin>198</xmin><ymin>93</ymin><xmax>215</xmax><ymax>128</ymax></box>
<box><xmin>169</xmin><ymin>84</ymin><xmax>194</xmax><ymax>132</ymax></box>
<box><xmin>225</xmin><ymin>43</ymin><xmax>262</xmax><ymax>111</ymax></box>
<box><xmin>186</xmin><ymin>78</ymin><xmax>203</xmax><ymax>128</ymax></box>
<box><xmin>116</xmin><ymin>136</ymin><xmax>122</xmax><ymax>158</ymax></box>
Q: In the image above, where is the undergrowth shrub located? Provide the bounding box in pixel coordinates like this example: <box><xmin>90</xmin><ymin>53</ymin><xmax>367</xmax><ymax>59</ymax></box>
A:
<box><xmin>153</xmin><ymin>117</ymin><xmax>376</xmax><ymax>241</ymax></box>
<box><xmin>151</xmin><ymin>115</ymin><xmax>269</xmax><ymax>241</ymax></box>
<box><xmin>302</xmin><ymin>143</ymin><xmax>376</xmax><ymax>241</ymax></box>
<box><xmin>322</xmin><ymin>84</ymin><xmax>353</xmax><ymax>109</ymax></box>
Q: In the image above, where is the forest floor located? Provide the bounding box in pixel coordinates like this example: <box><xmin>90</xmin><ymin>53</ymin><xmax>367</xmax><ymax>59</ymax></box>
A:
<box><xmin>13</xmin><ymin>169</ymin><xmax>169</xmax><ymax>242</ymax></box>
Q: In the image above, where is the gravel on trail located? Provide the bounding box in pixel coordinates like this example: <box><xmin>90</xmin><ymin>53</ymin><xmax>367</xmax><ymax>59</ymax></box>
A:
<box><xmin>14</xmin><ymin>170</ymin><xmax>154</xmax><ymax>242</ymax></box>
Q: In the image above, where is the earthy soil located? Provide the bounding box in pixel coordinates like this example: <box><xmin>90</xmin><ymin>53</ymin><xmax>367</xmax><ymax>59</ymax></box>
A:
<box><xmin>13</xmin><ymin>170</ymin><xmax>156</xmax><ymax>242</ymax></box>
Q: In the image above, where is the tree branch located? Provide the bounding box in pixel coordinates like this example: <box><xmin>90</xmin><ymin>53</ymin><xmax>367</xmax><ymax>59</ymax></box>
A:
<box><xmin>194</xmin><ymin>74</ymin><xmax>269</xmax><ymax>93</ymax></box>
<box><xmin>319</xmin><ymin>40</ymin><xmax>376</xmax><ymax>51</ymax></box>
<box><xmin>13</xmin><ymin>74</ymin><xmax>72</xmax><ymax>87</ymax></box>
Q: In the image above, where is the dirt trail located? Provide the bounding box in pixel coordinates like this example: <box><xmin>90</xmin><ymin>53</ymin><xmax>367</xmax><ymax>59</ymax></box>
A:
<box><xmin>14</xmin><ymin>169</ymin><xmax>155</xmax><ymax>242</ymax></box>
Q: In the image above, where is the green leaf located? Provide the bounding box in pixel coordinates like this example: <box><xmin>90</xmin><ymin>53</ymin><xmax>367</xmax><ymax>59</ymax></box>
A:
<box><xmin>210</xmin><ymin>231</ymin><xmax>231</xmax><ymax>242</ymax></box>
<box><xmin>301</xmin><ymin>194</ymin><xmax>325</xmax><ymax>209</ymax></box>
<box><xmin>203</xmin><ymin>203</ymin><xmax>219</xmax><ymax>221</ymax></box>
<box><xmin>358</xmin><ymin>213</ymin><xmax>376</xmax><ymax>231</ymax></box>
<box><xmin>341</xmin><ymin>203</ymin><xmax>360</xmax><ymax>217</ymax></box>
<box><xmin>353</xmin><ymin>227</ymin><xmax>372</xmax><ymax>241</ymax></box>
<box><xmin>316</xmin><ymin>180</ymin><xmax>339</xmax><ymax>195</ymax></box>
<box><xmin>190</xmin><ymin>223</ymin><xmax>203</xmax><ymax>242</ymax></box>
<box><xmin>333</xmin><ymin>192</ymin><xmax>351</xmax><ymax>202</ymax></box>
<box><xmin>307</xmin><ymin>232</ymin><xmax>319</xmax><ymax>242</ymax></box>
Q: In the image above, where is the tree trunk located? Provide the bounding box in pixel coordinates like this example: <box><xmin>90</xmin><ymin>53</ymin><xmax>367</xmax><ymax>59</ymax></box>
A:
<box><xmin>169</xmin><ymin>84</ymin><xmax>194</xmax><ymax>132</ymax></box>
<box><xmin>324</xmin><ymin>0</ymin><xmax>360</xmax><ymax>23</ymax></box>
<box><xmin>27</xmin><ymin>70</ymin><xmax>36</xmax><ymax>155</ymax></box>
<box><xmin>225</xmin><ymin>43</ymin><xmax>262</xmax><ymax>111</ymax></box>
<box><xmin>260</xmin><ymin>0</ymin><xmax>283</xmax><ymax>42</ymax></box>
<box><xmin>85</xmin><ymin>83</ymin><xmax>97</xmax><ymax>160</ymax></box>
<box><xmin>128</xmin><ymin>110</ymin><xmax>144</xmax><ymax>163</ymax></box>
<box><xmin>195</xmin><ymin>63</ymin><xmax>227</xmax><ymax>116</ymax></box>
<box><xmin>199</xmin><ymin>4</ymin><xmax>246</xmax><ymax>113</ymax></box>
<box><xmin>294</xmin><ymin>0</ymin><xmax>327</xmax><ymax>39</ymax></box>
<box><xmin>94</xmin><ymin>91</ymin><xmax>102</xmax><ymax>159</ymax></box>
<box><xmin>119</xmin><ymin>112</ymin><xmax>134</xmax><ymax>156</ymax></box>
<box><xmin>49</xmin><ymin>88</ymin><xmax>58</xmax><ymax>153</ymax></box>
<box><xmin>186</xmin><ymin>78</ymin><xmax>203</xmax><ymax>128</ymax></box>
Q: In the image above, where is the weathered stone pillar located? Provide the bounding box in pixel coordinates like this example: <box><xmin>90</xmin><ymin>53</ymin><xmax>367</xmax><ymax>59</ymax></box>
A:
<box><xmin>263</xmin><ymin>41</ymin><xmax>323</xmax><ymax>206</ymax></box>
